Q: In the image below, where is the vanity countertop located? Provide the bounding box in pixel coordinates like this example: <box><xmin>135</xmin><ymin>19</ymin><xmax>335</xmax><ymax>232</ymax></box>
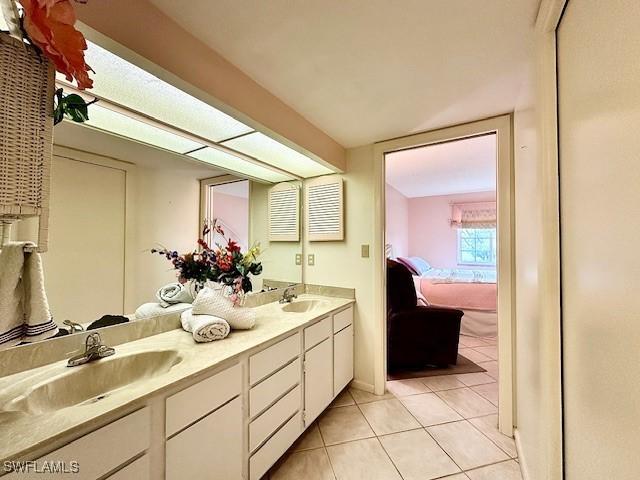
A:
<box><xmin>0</xmin><ymin>294</ymin><xmax>354</xmax><ymax>463</ymax></box>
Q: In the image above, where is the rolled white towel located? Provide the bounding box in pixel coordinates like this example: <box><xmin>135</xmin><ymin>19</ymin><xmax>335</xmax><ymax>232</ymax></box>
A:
<box><xmin>192</xmin><ymin>287</ymin><xmax>256</xmax><ymax>330</ymax></box>
<box><xmin>181</xmin><ymin>308</ymin><xmax>230</xmax><ymax>342</ymax></box>
<box><xmin>156</xmin><ymin>282</ymin><xmax>194</xmax><ymax>308</ymax></box>
<box><xmin>135</xmin><ymin>302</ymin><xmax>191</xmax><ymax>320</ymax></box>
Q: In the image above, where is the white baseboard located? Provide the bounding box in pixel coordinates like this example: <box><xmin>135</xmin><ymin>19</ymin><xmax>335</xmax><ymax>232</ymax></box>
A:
<box><xmin>349</xmin><ymin>379</ymin><xmax>374</xmax><ymax>393</ymax></box>
<box><xmin>514</xmin><ymin>428</ymin><xmax>530</xmax><ymax>480</ymax></box>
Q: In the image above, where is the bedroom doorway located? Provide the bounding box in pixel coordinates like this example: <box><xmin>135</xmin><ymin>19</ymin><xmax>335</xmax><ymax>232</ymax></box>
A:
<box><xmin>373</xmin><ymin>115</ymin><xmax>514</xmax><ymax>436</ymax></box>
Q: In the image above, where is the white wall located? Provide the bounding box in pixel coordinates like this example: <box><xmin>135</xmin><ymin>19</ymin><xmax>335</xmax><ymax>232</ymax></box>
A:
<box><xmin>304</xmin><ymin>146</ymin><xmax>377</xmax><ymax>390</ymax></box>
<box><xmin>384</xmin><ymin>183</ymin><xmax>409</xmax><ymax>258</ymax></box>
<box><xmin>211</xmin><ymin>190</ymin><xmax>249</xmax><ymax>249</ymax></box>
<box><xmin>558</xmin><ymin>1</ymin><xmax>640</xmax><ymax>478</ymax></box>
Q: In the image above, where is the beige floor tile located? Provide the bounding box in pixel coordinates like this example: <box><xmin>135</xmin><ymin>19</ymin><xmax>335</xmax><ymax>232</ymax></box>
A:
<box><xmin>455</xmin><ymin>372</ymin><xmax>496</xmax><ymax>387</ymax></box>
<box><xmin>379</xmin><ymin>429</ymin><xmax>460</xmax><ymax>480</ymax></box>
<box><xmin>466</xmin><ymin>460</ymin><xmax>522</xmax><ymax>480</ymax></box>
<box><xmin>468</xmin><ymin>415</ymin><xmax>517</xmax><ymax>458</ymax></box>
<box><xmin>317</xmin><ymin>405</ymin><xmax>374</xmax><ymax>445</ymax></box>
<box><xmin>330</xmin><ymin>388</ymin><xmax>355</xmax><ymax>408</ymax></box>
<box><xmin>436</xmin><ymin>388</ymin><xmax>497</xmax><ymax>419</ymax></box>
<box><xmin>479</xmin><ymin>336</ymin><xmax>498</xmax><ymax>346</ymax></box>
<box><xmin>471</xmin><ymin>382</ymin><xmax>499</xmax><ymax>406</ymax></box>
<box><xmin>458</xmin><ymin>348</ymin><xmax>493</xmax><ymax>363</ymax></box>
<box><xmin>458</xmin><ymin>336</ymin><xmax>487</xmax><ymax>347</ymax></box>
<box><xmin>427</xmin><ymin>421</ymin><xmax>509</xmax><ymax>470</ymax></box>
<box><xmin>420</xmin><ymin>375</ymin><xmax>466</xmax><ymax>392</ymax></box>
<box><xmin>290</xmin><ymin>423</ymin><xmax>324</xmax><ymax>451</ymax></box>
<box><xmin>386</xmin><ymin>378</ymin><xmax>432</xmax><ymax>397</ymax></box>
<box><xmin>478</xmin><ymin>361</ymin><xmax>499</xmax><ymax>380</ymax></box>
<box><xmin>327</xmin><ymin>438</ymin><xmax>401</xmax><ymax>480</ymax></box>
<box><xmin>441</xmin><ymin>475</ymin><xmax>469</xmax><ymax>480</ymax></box>
<box><xmin>400</xmin><ymin>393</ymin><xmax>462</xmax><ymax>426</ymax></box>
<box><xmin>349</xmin><ymin>387</ymin><xmax>394</xmax><ymax>404</ymax></box>
<box><xmin>358</xmin><ymin>399</ymin><xmax>421</xmax><ymax>435</ymax></box>
<box><xmin>270</xmin><ymin>448</ymin><xmax>335</xmax><ymax>480</ymax></box>
<box><xmin>474</xmin><ymin>345</ymin><xmax>498</xmax><ymax>360</ymax></box>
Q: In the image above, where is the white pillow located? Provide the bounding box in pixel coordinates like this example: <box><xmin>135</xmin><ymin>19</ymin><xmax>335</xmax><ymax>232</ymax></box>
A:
<box><xmin>412</xmin><ymin>275</ymin><xmax>430</xmax><ymax>306</ymax></box>
<box><xmin>409</xmin><ymin>257</ymin><xmax>432</xmax><ymax>275</ymax></box>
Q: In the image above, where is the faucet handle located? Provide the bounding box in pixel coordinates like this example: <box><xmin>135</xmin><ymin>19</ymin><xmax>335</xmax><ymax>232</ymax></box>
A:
<box><xmin>85</xmin><ymin>332</ymin><xmax>102</xmax><ymax>349</ymax></box>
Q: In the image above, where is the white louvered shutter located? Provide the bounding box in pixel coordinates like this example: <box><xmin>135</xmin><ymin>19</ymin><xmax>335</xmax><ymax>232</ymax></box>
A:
<box><xmin>305</xmin><ymin>176</ymin><xmax>344</xmax><ymax>241</ymax></box>
<box><xmin>268</xmin><ymin>183</ymin><xmax>300</xmax><ymax>241</ymax></box>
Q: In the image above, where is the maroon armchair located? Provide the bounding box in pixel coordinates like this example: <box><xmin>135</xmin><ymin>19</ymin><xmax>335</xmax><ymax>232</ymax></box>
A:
<box><xmin>387</xmin><ymin>259</ymin><xmax>463</xmax><ymax>371</ymax></box>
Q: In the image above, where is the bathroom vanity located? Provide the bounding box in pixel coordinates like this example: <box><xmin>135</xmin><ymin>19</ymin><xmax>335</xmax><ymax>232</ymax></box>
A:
<box><xmin>0</xmin><ymin>295</ymin><xmax>354</xmax><ymax>480</ymax></box>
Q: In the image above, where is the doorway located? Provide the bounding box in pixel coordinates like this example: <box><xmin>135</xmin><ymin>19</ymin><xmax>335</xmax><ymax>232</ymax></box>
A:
<box><xmin>373</xmin><ymin>115</ymin><xmax>514</xmax><ymax>435</ymax></box>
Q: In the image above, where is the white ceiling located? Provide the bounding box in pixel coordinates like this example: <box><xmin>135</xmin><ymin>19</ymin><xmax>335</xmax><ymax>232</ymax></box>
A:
<box><xmin>150</xmin><ymin>0</ymin><xmax>538</xmax><ymax>147</ymax></box>
<box><xmin>386</xmin><ymin>134</ymin><xmax>496</xmax><ymax>198</ymax></box>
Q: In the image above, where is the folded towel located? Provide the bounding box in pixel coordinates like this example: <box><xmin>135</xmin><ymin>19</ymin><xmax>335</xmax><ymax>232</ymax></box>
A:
<box><xmin>135</xmin><ymin>302</ymin><xmax>191</xmax><ymax>320</ymax></box>
<box><xmin>181</xmin><ymin>308</ymin><xmax>230</xmax><ymax>342</ymax></box>
<box><xmin>156</xmin><ymin>282</ymin><xmax>194</xmax><ymax>308</ymax></box>
<box><xmin>192</xmin><ymin>286</ymin><xmax>256</xmax><ymax>330</ymax></box>
<box><xmin>0</xmin><ymin>242</ymin><xmax>58</xmax><ymax>349</ymax></box>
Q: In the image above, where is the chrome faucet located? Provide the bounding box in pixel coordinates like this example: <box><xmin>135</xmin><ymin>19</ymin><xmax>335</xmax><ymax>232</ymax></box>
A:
<box><xmin>63</xmin><ymin>319</ymin><xmax>84</xmax><ymax>333</ymax></box>
<box><xmin>67</xmin><ymin>332</ymin><xmax>115</xmax><ymax>367</ymax></box>
<box><xmin>279</xmin><ymin>287</ymin><xmax>298</xmax><ymax>304</ymax></box>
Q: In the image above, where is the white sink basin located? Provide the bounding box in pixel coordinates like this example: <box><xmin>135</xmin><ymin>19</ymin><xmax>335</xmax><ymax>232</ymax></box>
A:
<box><xmin>2</xmin><ymin>350</ymin><xmax>182</xmax><ymax>415</ymax></box>
<box><xmin>281</xmin><ymin>299</ymin><xmax>329</xmax><ymax>313</ymax></box>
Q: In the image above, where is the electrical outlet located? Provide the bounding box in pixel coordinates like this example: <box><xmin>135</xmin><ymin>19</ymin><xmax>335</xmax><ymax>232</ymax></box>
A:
<box><xmin>361</xmin><ymin>244</ymin><xmax>370</xmax><ymax>258</ymax></box>
<box><xmin>307</xmin><ymin>254</ymin><xmax>315</xmax><ymax>266</ymax></box>
<box><xmin>295</xmin><ymin>253</ymin><xmax>302</xmax><ymax>265</ymax></box>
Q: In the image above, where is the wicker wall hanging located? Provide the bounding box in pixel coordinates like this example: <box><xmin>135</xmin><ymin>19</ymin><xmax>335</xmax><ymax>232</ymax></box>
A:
<box><xmin>0</xmin><ymin>31</ymin><xmax>55</xmax><ymax>252</ymax></box>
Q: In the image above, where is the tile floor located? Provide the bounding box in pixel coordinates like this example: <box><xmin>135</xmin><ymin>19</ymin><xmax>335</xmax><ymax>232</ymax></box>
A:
<box><xmin>266</xmin><ymin>335</ymin><xmax>522</xmax><ymax>480</ymax></box>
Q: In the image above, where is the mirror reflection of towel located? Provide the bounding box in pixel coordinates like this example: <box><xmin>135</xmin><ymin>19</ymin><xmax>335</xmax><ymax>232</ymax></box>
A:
<box><xmin>0</xmin><ymin>242</ymin><xmax>58</xmax><ymax>349</ymax></box>
<box><xmin>156</xmin><ymin>282</ymin><xmax>194</xmax><ymax>308</ymax></box>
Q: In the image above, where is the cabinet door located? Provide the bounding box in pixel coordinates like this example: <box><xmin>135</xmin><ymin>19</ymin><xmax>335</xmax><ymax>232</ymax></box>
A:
<box><xmin>304</xmin><ymin>337</ymin><xmax>333</xmax><ymax>425</ymax></box>
<box><xmin>334</xmin><ymin>324</ymin><xmax>354</xmax><ymax>394</ymax></box>
<box><xmin>166</xmin><ymin>396</ymin><xmax>242</xmax><ymax>480</ymax></box>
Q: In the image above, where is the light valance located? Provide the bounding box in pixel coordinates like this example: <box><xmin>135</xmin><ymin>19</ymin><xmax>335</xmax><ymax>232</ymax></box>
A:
<box><xmin>450</xmin><ymin>201</ymin><xmax>497</xmax><ymax>229</ymax></box>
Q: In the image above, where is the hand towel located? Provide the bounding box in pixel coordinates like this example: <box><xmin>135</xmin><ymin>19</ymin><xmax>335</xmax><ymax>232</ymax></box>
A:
<box><xmin>180</xmin><ymin>308</ymin><xmax>230</xmax><ymax>342</ymax></box>
<box><xmin>156</xmin><ymin>282</ymin><xmax>194</xmax><ymax>308</ymax></box>
<box><xmin>0</xmin><ymin>242</ymin><xmax>58</xmax><ymax>349</ymax></box>
<box><xmin>192</xmin><ymin>286</ymin><xmax>256</xmax><ymax>330</ymax></box>
<box><xmin>135</xmin><ymin>302</ymin><xmax>191</xmax><ymax>320</ymax></box>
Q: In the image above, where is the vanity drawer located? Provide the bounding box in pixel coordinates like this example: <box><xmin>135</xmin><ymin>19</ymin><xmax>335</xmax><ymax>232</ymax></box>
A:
<box><xmin>166</xmin><ymin>363</ymin><xmax>241</xmax><ymax>437</ymax></box>
<box><xmin>249</xmin><ymin>384</ymin><xmax>301</xmax><ymax>452</ymax></box>
<box><xmin>106</xmin><ymin>454</ymin><xmax>149</xmax><ymax>480</ymax></box>
<box><xmin>249</xmin><ymin>333</ymin><xmax>300</xmax><ymax>385</ymax></box>
<box><xmin>249</xmin><ymin>412</ymin><xmax>302</xmax><ymax>480</ymax></box>
<box><xmin>333</xmin><ymin>305</ymin><xmax>353</xmax><ymax>333</ymax></box>
<box><xmin>304</xmin><ymin>316</ymin><xmax>332</xmax><ymax>351</ymax></box>
<box><xmin>4</xmin><ymin>408</ymin><xmax>150</xmax><ymax>480</ymax></box>
<box><xmin>250</xmin><ymin>357</ymin><xmax>301</xmax><ymax>418</ymax></box>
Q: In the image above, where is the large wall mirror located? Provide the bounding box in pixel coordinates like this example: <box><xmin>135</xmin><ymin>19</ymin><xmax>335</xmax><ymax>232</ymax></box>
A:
<box><xmin>0</xmin><ymin>32</ymin><xmax>323</xmax><ymax>351</ymax></box>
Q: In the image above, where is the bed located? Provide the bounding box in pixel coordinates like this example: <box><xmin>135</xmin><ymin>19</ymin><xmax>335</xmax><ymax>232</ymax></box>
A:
<box><xmin>398</xmin><ymin>256</ymin><xmax>497</xmax><ymax>337</ymax></box>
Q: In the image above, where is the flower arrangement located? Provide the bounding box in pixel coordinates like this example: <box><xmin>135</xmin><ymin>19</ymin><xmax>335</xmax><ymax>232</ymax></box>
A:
<box><xmin>2</xmin><ymin>0</ymin><xmax>95</xmax><ymax>124</ymax></box>
<box><xmin>151</xmin><ymin>221</ymin><xmax>263</xmax><ymax>305</ymax></box>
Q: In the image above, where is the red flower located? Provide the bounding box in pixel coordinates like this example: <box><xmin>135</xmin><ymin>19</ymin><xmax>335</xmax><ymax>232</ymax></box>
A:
<box><xmin>21</xmin><ymin>0</ymin><xmax>93</xmax><ymax>90</ymax></box>
<box><xmin>227</xmin><ymin>239</ymin><xmax>241</xmax><ymax>253</ymax></box>
<box><xmin>217</xmin><ymin>252</ymin><xmax>233</xmax><ymax>272</ymax></box>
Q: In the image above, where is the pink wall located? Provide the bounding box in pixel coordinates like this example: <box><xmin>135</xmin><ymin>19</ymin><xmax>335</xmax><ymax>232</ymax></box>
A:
<box><xmin>408</xmin><ymin>191</ymin><xmax>496</xmax><ymax>269</ymax></box>
<box><xmin>385</xmin><ymin>184</ymin><xmax>409</xmax><ymax>258</ymax></box>
<box><xmin>212</xmin><ymin>192</ymin><xmax>249</xmax><ymax>249</ymax></box>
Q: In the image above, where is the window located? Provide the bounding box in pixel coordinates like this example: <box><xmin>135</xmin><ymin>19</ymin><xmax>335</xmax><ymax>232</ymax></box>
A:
<box><xmin>457</xmin><ymin>228</ymin><xmax>497</xmax><ymax>266</ymax></box>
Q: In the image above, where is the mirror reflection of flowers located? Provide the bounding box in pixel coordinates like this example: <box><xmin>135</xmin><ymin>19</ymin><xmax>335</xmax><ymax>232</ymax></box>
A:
<box><xmin>151</xmin><ymin>221</ymin><xmax>262</xmax><ymax>305</ymax></box>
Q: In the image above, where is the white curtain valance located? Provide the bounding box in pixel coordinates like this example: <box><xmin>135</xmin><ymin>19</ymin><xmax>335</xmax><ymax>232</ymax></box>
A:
<box><xmin>450</xmin><ymin>201</ymin><xmax>497</xmax><ymax>229</ymax></box>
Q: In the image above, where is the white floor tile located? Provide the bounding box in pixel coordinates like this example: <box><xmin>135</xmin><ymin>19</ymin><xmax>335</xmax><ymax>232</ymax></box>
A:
<box><xmin>420</xmin><ymin>375</ymin><xmax>466</xmax><ymax>392</ymax></box>
<box><xmin>386</xmin><ymin>378</ymin><xmax>432</xmax><ymax>397</ymax></box>
<box><xmin>455</xmin><ymin>372</ymin><xmax>496</xmax><ymax>387</ymax></box>
<box><xmin>358</xmin><ymin>399</ymin><xmax>421</xmax><ymax>435</ymax></box>
<box><xmin>437</xmin><ymin>388</ymin><xmax>497</xmax><ymax>419</ymax></box>
<box><xmin>400</xmin><ymin>393</ymin><xmax>462</xmax><ymax>426</ymax></box>
<box><xmin>468</xmin><ymin>415</ymin><xmax>517</xmax><ymax>458</ymax></box>
<box><xmin>326</xmin><ymin>438</ymin><xmax>401</xmax><ymax>480</ymax></box>
<box><xmin>466</xmin><ymin>460</ymin><xmax>523</xmax><ymax>480</ymax></box>
<box><xmin>317</xmin><ymin>405</ymin><xmax>374</xmax><ymax>445</ymax></box>
<box><xmin>270</xmin><ymin>448</ymin><xmax>336</xmax><ymax>480</ymax></box>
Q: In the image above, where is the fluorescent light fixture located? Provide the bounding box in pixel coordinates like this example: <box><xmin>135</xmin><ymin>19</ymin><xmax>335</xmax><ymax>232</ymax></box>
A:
<box><xmin>65</xmin><ymin>41</ymin><xmax>254</xmax><ymax>142</ymax></box>
<box><xmin>188</xmin><ymin>147</ymin><xmax>293</xmax><ymax>183</ymax></box>
<box><xmin>221</xmin><ymin>132</ymin><xmax>334</xmax><ymax>178</ymax></box>
<box><xmin>85</xmin><ymin>104</ymin><xmax>204</xmax><ymax>153</ymax></box>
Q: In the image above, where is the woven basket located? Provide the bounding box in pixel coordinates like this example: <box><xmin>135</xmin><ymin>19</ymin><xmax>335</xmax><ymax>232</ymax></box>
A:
<box><xmin>0</xmin><ymin>32</ymin><xmax>54</xmax><ymax>252</ymax></box>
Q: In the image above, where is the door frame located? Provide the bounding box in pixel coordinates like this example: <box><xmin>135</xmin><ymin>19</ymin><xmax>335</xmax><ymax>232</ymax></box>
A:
<box><xmin>372</xmin><ymin>114</ymin><xmax>515</xmax><ymax>435</ymax></box>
